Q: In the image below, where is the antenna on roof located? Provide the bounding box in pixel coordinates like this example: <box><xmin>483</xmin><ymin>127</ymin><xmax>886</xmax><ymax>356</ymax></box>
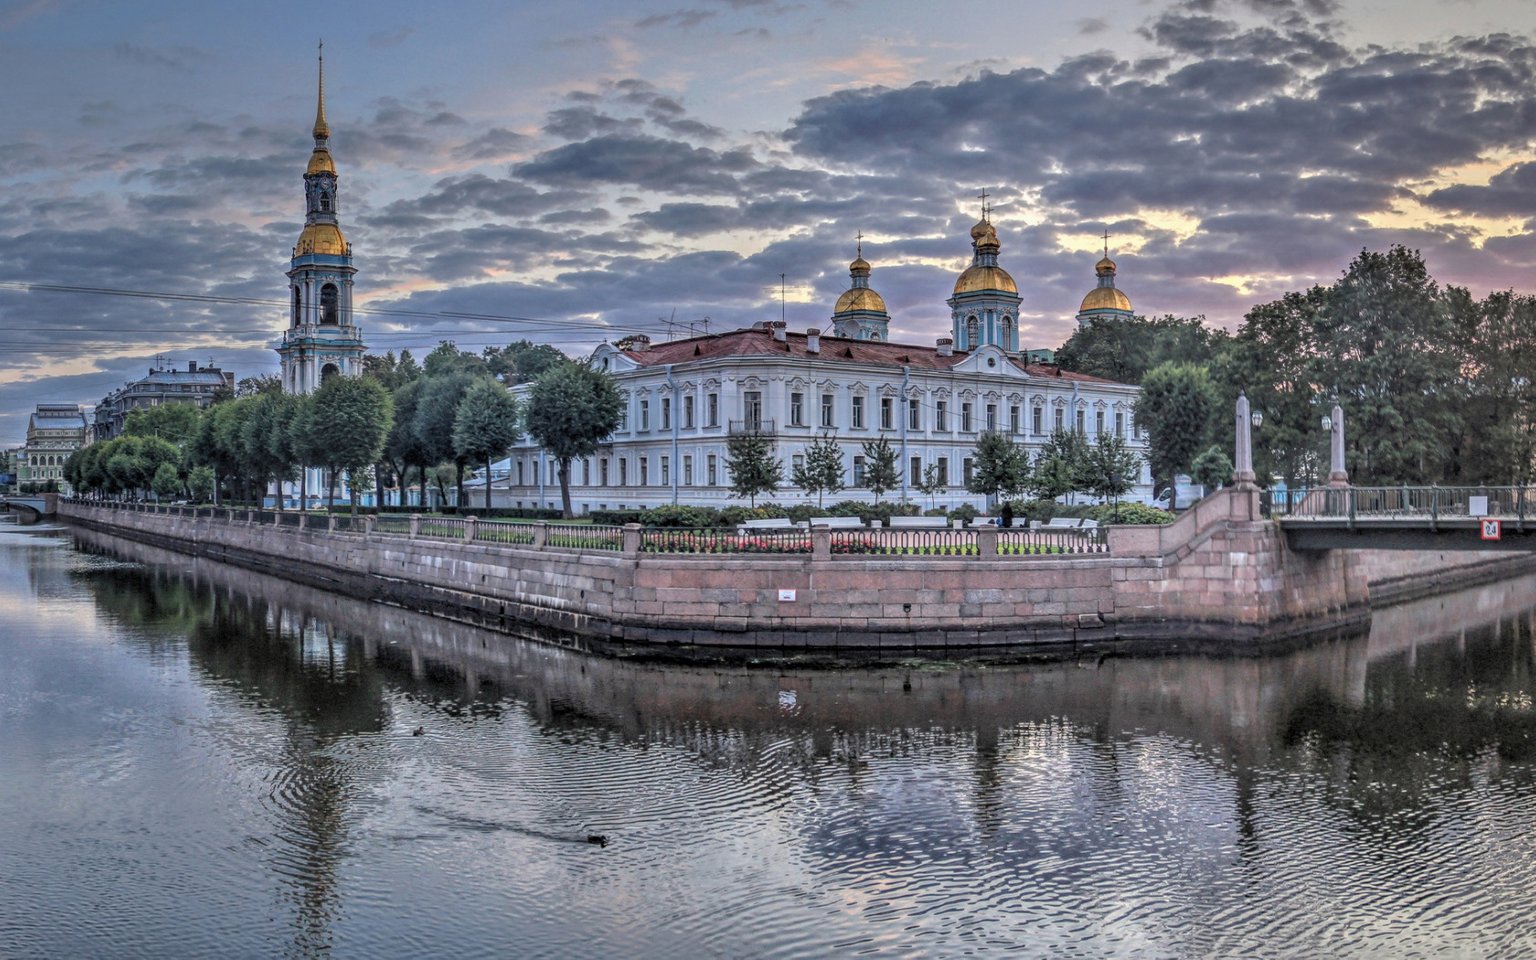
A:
<box><xmin>701</xmin><ymin>316</ymin><xmax>711</xmax><ymax>336</ymax></box>
<box><xmin>779</xmin><ymin>273</ymin><xmax>786</xmax><ymax>325</ymax></box>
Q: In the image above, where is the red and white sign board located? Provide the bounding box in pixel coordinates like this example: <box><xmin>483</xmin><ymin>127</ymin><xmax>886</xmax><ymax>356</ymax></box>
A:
<box><xmin>1481</xmin><ymin>518</ymin><xmax>1502</xmax><ymax>541</ymax></box>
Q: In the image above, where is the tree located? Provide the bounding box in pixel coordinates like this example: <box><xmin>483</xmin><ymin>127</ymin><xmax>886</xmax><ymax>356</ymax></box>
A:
<box><xmin>187</xmin><ymin>465</ymin><xmax>215</xmax><ymax>503</ymax></box>
<box><xmin>483</xmin><ymin>340</ymin><xmax>567</xmax><ymax>385</ymax></box>
<box><xmin>123</xmin><ymin>403</ymin><xmax>202</xmax><ymax>448</ymax></box>
<box><xmin>1135</xmin><ymin>361</ymin><xmax>1219</xmax><ymax>497</ymax></box>
<box><xmin>524</xmin><ymin>361</ymin><xmax>624</xmax><ymax>519</ymax></box>
<box><xmin>1086</xmin><ymin>432</ymin><xmax>1142</xmax><ymax>505</ymax></box>
<box><xmin>235</xmin><ymin>374</ymin><xmax>283</xmax><ymax>398</ymax></box>
<box><xmin>1191</xmin><ymin>444</ymin><xmax>1234</xmax><ymax>492</ymax></box>
<box><xmin>724</xmin><ymin>430</ymin><xmax>783</xmax><ymax>507</ymax></box>
<box><xmin>967</xmin><ymin>430</ymin><xmax>1029</xmax><ymax>501</ymax></box>
<box><xmin>307</xmin><ymin>375</ymin><xmax>394</xmax><ymax>514</ymax></box>
<box><xmin>915</xmin><ymin>462</ymin><xmax>947</xmax><ymax>509</ymax></box>
<box><xmin>1054</xmin><ymin>314</ymin><xmax>1229</xmax><ymax>385</ymax></box>
<box><xmin>860</xmin><ymin>436</ymin><xmax>899</xmax><ymax>503</ymax></box>
<box><xmin>452</xmin><ymin>379</ymin><xmax>521</xmax><ymax>510</ymax></box>
<box><xmin>792</xmin><ymin>434</ymin><xmax>843</xmax><ymax>507</ymax></box>
<box><xmin>1030</xmin><ymin>428</ymin><xmax>1090</xmax><ymax>502</ymax></box>
<box><xmin>423</xmin><ymin>340</ymin><xmax>491</xmax><ymax>378</ymax></box>
<box><xmin>413</xmin><ymin>371</ymin><xmax>482</xmax><ymax>508</ymax></box>
<box><xmin>151</xmin><ymin>461</ymin><xmax>182</xmax><ymax>500</ymax></box>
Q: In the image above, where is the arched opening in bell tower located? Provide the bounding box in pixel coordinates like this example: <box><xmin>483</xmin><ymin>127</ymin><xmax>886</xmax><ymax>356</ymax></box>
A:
<box><xmin>321</xmin><ymin>363</ymin><xmax>340</xmax><ymax>382</ymax></box>
<box><xmin>320</xmin><ymin>283</ymin><xmax>338</xmax><ymax>324</ymax></box>
<box><xmin>291</xmin><ymin>288</ymin><xmax>300</xmax><ymax>326</ymax></box>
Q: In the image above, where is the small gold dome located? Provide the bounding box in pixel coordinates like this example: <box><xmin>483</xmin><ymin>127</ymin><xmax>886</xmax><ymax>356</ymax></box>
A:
<box><xmin>295</xmin><ymin>222</ymin><xmax>347</xmax><ymax>256</ymax></box>
<box><xmin>849</xmin><ymin>255</ymin><xmax>871</xmax><ymax>274</ymax></box>
<box><xmin>1095</xmin><ymin>256</ymin><xmax>1117</xmax><ymax>277</ymax></box>
<box><xmin>1079</xmin><ymin>286</ymin><xmax>1133</xmax><ymax>313</ymax></box>
<box><xmin>834</xmin><ymin>287</ymin><xmax>887</xmax><ymax>314</ymax></box>
<box><xmin>307</xmin><ymin>147</ymin><xmax>336</xmax><ymax>176</ymax></box>
<box><xmin>953</xmin><ymin>264</ymin><xmax>1018</xmax><ymax>295</ymax></box>
<box><xmin>969</xmin><ymin>219</ymin><xmax>995</xmax><ymax>241</ymax></box>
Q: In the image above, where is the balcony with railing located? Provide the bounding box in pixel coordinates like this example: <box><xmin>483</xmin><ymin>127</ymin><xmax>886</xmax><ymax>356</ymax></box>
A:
<box><xmin>728</xmin><ymin>418</ymin><xmax>776</xmax><ymax>436</ymax></box>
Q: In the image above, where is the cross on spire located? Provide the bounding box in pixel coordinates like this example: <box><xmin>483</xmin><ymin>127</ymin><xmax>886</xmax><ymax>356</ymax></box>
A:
<box><xmin>977</xmin><ymin>187</ymin><xmax>991</xmax><ymax>222</ymax></box>
<box><xmin>856</xmin><ymin>229</ymin><xmax>864</xmax><ymax>258</ymax></box>
<box><xmin>1101</xmin><ymin>228</ymin><xmax>1111</xmax><ymax>258</ymax></box>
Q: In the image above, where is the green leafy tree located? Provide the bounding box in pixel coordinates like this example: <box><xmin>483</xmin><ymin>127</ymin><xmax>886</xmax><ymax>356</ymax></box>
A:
<box><xmin>235</xmin><ymin>374</ymin><xmax>282</xmax><ymax>398</ymax></box>
<box><xmin>1225</xmin><ymin>288</ymin><xmax>1329</xmax><ymax>490</ymax></box>
<box><xmin>915</xmin><ymin>462</ymin><xmax>947</xmax><ymax>509</ymax></box>
<box><xmin>308</xmin><ymin>376</ymin><xmax>394</xmax><ymax>514</ymax></box>
<box><xmin>151</xmin><ymin>461</ymin><xmax>182</xmax><ymax>500</ymax></box>
<box><xmin>423</xmin><ymin>340</ymin><xmax>491</xmax><ymax>378</ymax></box>
<box><xmin>452</xmin><ymin>379</ymin><xmax>521</xmax><ymax>510</ymax></box>
<box><xmin>385</xmin><ymin>379</ymin><xmax>432</xmax><ymax>509</ymax></box>
<box><xmin>524</xmin><ymin>361</ymin><xmax>624</xmax><ymax>518</ymax></box>
<box><xmin>123</xmin><ymin>403</ymin><xmax>202</xmax><ymax>448</ymax></box>
<box><xmin>967</xmin><ymin>430</ymin><xmax>1029</xmax><ymax>501</ymax></box>
<box><xmin>187</xmin><ymin>465</ymin><xmax>215</xmax><ymax>503</ymax></box>
<box><xmin>1455</xmin><ymin>290</ymin><xmax>1536</xmax><ymax>483</ymax></box>
<box><xmin>1135</xmin><ymin>361</ymin><xmax>1219</xmax><ymax>497</ymax></box>
<box><xmin>1191</xmin><ymin>444</ymin><xmax>1234</xmax><ymax>493</ymax></box>
<box><xmin>860</xmin><ymin>435</ymin><xmax>900</xmax><ymax>503</ymax></box>
<box><xmin>725</xmin><ymin>431</ymin><xmax>783</xmax><ymax>507</ymax></box>
<box><xmin>1030</xmin><ymin>428</ymin><xmax>1090</xmax><ymax>502</ymax></box>
<box><xmin>483</xmin><ymin>340</ymin><xmax>567</xmax><ymax>385</ymax></box>
<box><xmin>413</xmin><ymin>371</ymin><xmax>482</xmax><ymax>508</ymax></box>
<box><xmin>792</xmin><ymin>434</ymin><xmax>843</xmax><ymax>507</ymax></box>
<box><xmin>1085</xmin><ymin>432</ymin><xmax>1142</xmax><ymax>505</ymax></box>
<box><xmin>1054</xmin><ymin>314</ymin><xmax>1229</xmax><ymax>384</ymax></box>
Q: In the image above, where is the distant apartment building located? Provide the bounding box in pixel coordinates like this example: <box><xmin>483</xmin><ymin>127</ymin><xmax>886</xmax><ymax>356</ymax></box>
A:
<box><xmin>19</xmin><ymin>403</ymin><xmax>91</xmax><ymax>493</ymax></box>
<box><xmin>93</xmin><ymin>361</ymin><xmax>235</xmax><ymax>441</ymax></box>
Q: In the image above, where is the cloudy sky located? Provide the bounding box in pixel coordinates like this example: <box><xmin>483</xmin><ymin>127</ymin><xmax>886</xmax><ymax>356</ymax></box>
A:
<box><xmin>3</xmin><ymin>0</ymin><xmax>1536</xmax><ymax>444</ymax></box>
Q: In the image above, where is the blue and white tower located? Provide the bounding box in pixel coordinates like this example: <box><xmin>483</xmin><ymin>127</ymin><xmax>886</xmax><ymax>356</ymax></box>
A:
<box><xmin>947</xmin><ymin>212</ymin><xmax>1022</xmax><ymax>353</ymax></box>
<box><xmin>277</xmin><ymin>44</ymin><xmax>365</xmax><ymax>395</ymax></box>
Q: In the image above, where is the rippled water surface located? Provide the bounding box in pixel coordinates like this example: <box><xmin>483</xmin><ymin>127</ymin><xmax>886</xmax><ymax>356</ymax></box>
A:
<box><xmin>4</xmin><ymin>524</ymin><xmax>1536</xmax><ymax>958</ymax></box>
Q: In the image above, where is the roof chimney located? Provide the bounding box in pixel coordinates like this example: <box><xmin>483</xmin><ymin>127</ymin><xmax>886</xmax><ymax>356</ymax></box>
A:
<box><xmin>936</xmin><ymin>337</ymin><xmax>953</xmax><ymax>357</ymax></box>
<box><xmin>631</xmin><ymin>334</ymin><xmax>651</xmax><ymax>353</ymax></box>
<box><xmin>188</xmin><ymin>361</ymin><xmax>197</xmax><ymax>372</ymax></box>
<box><xmin>771</xmin><ymin>320</ymin><xmax>787</xmax><ymax>342</ymax></box>
<box><xmin>806</xmin><ymin>328</ymin><xmax>821</xmax><ymax>354</ymax></box>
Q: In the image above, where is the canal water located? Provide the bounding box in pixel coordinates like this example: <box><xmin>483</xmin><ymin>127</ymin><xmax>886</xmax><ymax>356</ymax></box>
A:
<box><xmin>4</xmin><ymin>524</ymin><xmax>1536</xmax><ymax>959</ymax></box>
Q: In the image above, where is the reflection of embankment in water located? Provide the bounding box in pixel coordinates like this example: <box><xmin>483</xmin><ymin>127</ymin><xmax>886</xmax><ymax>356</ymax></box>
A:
<box><xmin>71</xmin><ymin>526</ymin><xmax>1536</xmax><ymax>759</ymax></box>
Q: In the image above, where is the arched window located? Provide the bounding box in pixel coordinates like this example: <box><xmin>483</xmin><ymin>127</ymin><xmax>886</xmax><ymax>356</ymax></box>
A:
<box><xmin>966</xmin><ymin>315</ymin><xmax>979</xmax><ymax>348</ymax></box>
<box><xmin>321</xmin><ymin>363</ymin><xmax>340</xmax><ymax>383</ymax></box>
<box><xmin>320</xmin><ymin>283</ymin><xmax>339</xmax><ymax>324</ymax></box>
<box><xmin>1002</xmin><ymin>316</ymin><xmax>1015</xmax><ymax>351</ymax></box>
<box><xmin>319</xmin><ymin>192</ymin><xmax>332</xmax><ymax>213</ymax></box>
<box><xmin>292</xmin><ymin>287</ymin><xmax>301</xmax><ymax>326</ymax></box>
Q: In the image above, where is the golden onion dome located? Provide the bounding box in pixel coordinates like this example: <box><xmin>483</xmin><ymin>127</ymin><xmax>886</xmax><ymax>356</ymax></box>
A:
<box><xmin>307</xmin><ymin>147</ymin><xmax>336</xmax><ymax>176</ymax></box>
<box><xmin>849</xmin><ymin>255</ymin><xmax>871</xmax><ymax>274</ymax></box>
<box><xmin>1095</xmin><ymin>255</ymin><xmax>1117</xmax><ymax>277</ymax></box>
<box><xmin>969</xmin><ymin>219</ymin><xmax>995</xmax><ymax>241</ymax></box>
<box><xmin>834</xmin><ymin>287</ymin><xmax>887</xmax><ymax>314</ymax></box>
<box><xmin>953</xmin><ymin>264</ymin><xmax>1018</xmax><ymax>295</ymax></box>
<box><xmin>1079</xmin><ymin>286</ymin><xmax>1133</xmax><ymax>313</ymax></box>
<box><xmin>295</xmin><ymin>221</ymin><xmax>347</xmax><ymax>256</ymax></box>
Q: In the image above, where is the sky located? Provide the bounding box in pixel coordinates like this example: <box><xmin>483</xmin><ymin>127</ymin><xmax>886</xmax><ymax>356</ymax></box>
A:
<box><xmin>3</xmin><ymin>0</ymin><xmax>1536</xmax><ymax>444</ymax></box>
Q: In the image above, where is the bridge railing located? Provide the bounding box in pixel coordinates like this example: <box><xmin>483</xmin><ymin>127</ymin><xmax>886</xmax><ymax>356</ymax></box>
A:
<box><xmin>1280</xmin><ymin>485</ymin><xmax>1536</xmax><ymax>521</ymax></box>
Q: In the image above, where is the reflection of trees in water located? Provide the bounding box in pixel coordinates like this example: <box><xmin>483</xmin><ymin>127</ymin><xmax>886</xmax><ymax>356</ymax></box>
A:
<box><xmin>72</xmin><ymin>551</ymin><xmax>389</xmax><ymax>958</ymax></box>
<box><xmin>1282</xmin><ymin>613</ymin><xmax>1536</xmax><ymax>827</ymax></box>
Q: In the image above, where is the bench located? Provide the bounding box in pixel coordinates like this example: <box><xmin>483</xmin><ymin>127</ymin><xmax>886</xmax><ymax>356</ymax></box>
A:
<box><xmin>808</xmin><ymin>515</ymin><xmax>866</xmax><ymax>529</ymax></box>
<box><xmin>888</xmin><ymin>515</ymin><xmax>949</xmax><ymax>529</ymax></box>
<box><xmin>1037</xmin><ymin>517</ymin><xmax>1101</xmax><ymax>532</ymax></box>
<box><xmin>737</xmin><ymin>517</ymin><xmax>799</xmax><ymax>534</ymax></box>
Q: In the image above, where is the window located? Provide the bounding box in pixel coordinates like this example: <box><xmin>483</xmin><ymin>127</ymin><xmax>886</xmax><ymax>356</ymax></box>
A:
<box><xmin>617</xmin><ymin>402</ymin><xmax>628</xmax><ymax>432</ymax></box>
<box><xmin>618</xmin><ymin>458</ymin><xmax>628</xmax><ymax>486</ymax></box>
<box><xmin>320</xmin><ymin>283</ymin><xmax>338</xmax><ymax>324</ymax></box>
<box><xmin>963</xmin><ymin>457</ymin><xmax>974</xmax><ymax>484</ymax></box>
<box><xmin>1115</xmin><ymin>411</ymin><xmax>1125</xmax><ymax>437</ymax></box>
<box><xmin>516</xmin><ymin>462</ymin><xmax>524</xmax><ymax>485</ymax></box>
<box><xmin>908</xmin><ymin>398</ymin><xmax>921</xmax><ymax>431</ymax></box>
<box><xmin>1032</xmin><ymin>406</ymin><xmax>1042</xmax><ymax>436</ymax></box>
<box><xmin>1054</xmin><ymin>408</ymin><xmax>1064</xmax><ymax>431</ymax></box>
<box><xmin>790</xmin><ymin>392</ymin><xmax>804</xmax><ymax>427</ymax></box>
<box><xmin>1095</xmin><ymin>410</ymin><xmax>1105</xmax><ymax>435</ymax></box>
<box><xmin>684</xmin><ymin>395</ymin><xmax>695</xmax><ymax>429</ymax></box>
<box><xmin>852</xmin><ymin>395</ymin><xmax>865</xmax><ymax>429</ymax></box>
<box><xmin>661</xmin><ymin>456</ymin><xmax>669</xmax><ymax>486</ymax></box>
<box><xmin>707</xmin><ymin>393</ymin><xmax>719</xmax><ymax>428</ymax></box>
<box><xmin>792</xmin><ymin>453</ymin><xmax>804</xmax><ymax>473</ymax></box>
<box><xmin>639</xmin><ymin>399</ymin><xmax>650</xmax><ymax>432</ymax></box>
<box><xmin>936</xmin><ymin>457</ymin><xmax>949</xmax><ymax>484</ymax></box>
<box><xmin>880</xmin><ymin>397</ymin><xmax>894</xmax><ymax>430</ymax></box>
<box><xmin>966</xmin><ymin>315</ymin><xmax>979</xmax><ymax>347</ymax></box>
<box><xmin>683</xmin><ymin>455</ymin><xmax>693</xmax><ymax>485</ymax></box>
<box><xmin>743</xmin><ymin>391</ymin><xmax>762</xmax><ymax>430</ymax></box>
<box><xmin>910</xmin><ymin>456</ymin><xmax>922</xmax><ymax>485</ymax></box>
<box><xmin>583</xmin><ymin>459</ymin><xmax>591</xmax><ymax>485</ymax></box>
<box><xmin>852</xmin><ymin>455</ymin><xmax>866</xmax><ymax>486</ymax></box>
<box><xmin>639</xmin><ymin>457</ymin><xmax>648</xmax><ymax>486</ymax></box>
<box><xmin>820</xmin><ymin>393</ymin><xmax>835</xmax><ymax>428</ymax></box>
<box><xmin>291</xmin><ymin>287</ymin><xmax>300</xmax><ymax>325</ymax></box>
<box><xmin>1076</xmin><ymin>409</ymin><xmax>1086</xmax><ymax>433</ymax></box>
<box><xmin>600</xmin><ymin>458</ymin><xmax>610</xmax><ymax>486</ymax></box>
<box><xmin>661</xmin><ymin>397</ymin><xmax>671</xmax><ymax>430</ymax></box>
<box><xmin>936</xmin><ymin>400</ymin><xmax>948</xmax><ymax>431</ymax></box>
<box><xmin>961</xmin><ymin>402</ymin><xmax>973</xmax><ymax>432</ymax></box>
<box><xmin>707</xmin><ymin>454</ymin><xmax>718</xmax><ymax>486</ymax></box>
<box><xmin>986</xmin><ymin>403</ymin><xmax>997</xmax><ymax>431</ymax></box>
<box><xmin>319</xmin><ymin>191</ymin><xmax>332</xmax><ymax>213</ymax></box>
<box><xmin>1010</xmin><ymin>405</ymin><xmax>1020</xmax><ymax>434</ymax></box>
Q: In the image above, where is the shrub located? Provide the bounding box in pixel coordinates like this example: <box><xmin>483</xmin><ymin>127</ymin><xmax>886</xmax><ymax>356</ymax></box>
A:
<box><xmin>948</xmin><ymin>503</ymin><xmax>979</xmax><ymax>524</ymax></box>
<box><xmin>643</xmin><ymin>504</ymin><xmax>721</xmax><ymax>528</ymax></box>
<box><xmin>1087</xmin><ymin>502</ymin><xmax>1175</xmax><ymax>525</ymax></box>
<box><xmin>588</xmin><ymin>508</ymin><xmax>649</xmax><ymax>525</ymax></box>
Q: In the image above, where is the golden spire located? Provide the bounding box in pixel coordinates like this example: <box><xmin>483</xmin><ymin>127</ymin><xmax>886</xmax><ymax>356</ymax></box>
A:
<box><xmin>313</xmin><ymin>40</ymin><xmax>330</xmax><ymax>140</ymax></box>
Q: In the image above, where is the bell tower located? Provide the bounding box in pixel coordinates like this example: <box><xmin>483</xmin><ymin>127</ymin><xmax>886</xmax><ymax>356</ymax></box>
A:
<box><xmin>276</xmin><ymin>42</ymin><xmax>365</xmax><ymax>395</ymax></box>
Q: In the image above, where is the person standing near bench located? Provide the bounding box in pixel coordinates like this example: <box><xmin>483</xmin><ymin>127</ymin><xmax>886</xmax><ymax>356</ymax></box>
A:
<box><xmin>1000</xmin><ymin>502</ymin><xmax>1014</xmax><ymax>528</ymax></box>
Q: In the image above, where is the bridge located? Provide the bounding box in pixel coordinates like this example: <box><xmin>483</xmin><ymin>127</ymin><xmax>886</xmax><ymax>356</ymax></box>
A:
<box><xmin>2</xmin><ymin>494</ymin><xmax>57</xmax><ymax>523</ymax></box>
<box><xmin>1272</xmin><ymin>485</ymin><xmax>1536</xmax><ymax>551</ymax></box>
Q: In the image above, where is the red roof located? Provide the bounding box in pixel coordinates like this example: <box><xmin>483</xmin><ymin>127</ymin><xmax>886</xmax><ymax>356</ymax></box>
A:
<box><xmin>620</xmin><ymin>327</ymin><xmax>1125</xmax><ymax>385</ymax></box>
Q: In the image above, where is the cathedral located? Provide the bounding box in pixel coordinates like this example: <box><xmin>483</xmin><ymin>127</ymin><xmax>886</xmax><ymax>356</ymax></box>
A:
<box><xmin>504</xmin><ymin>214</ymin><xmax>1153</xmax><ymax>513</ymax></box>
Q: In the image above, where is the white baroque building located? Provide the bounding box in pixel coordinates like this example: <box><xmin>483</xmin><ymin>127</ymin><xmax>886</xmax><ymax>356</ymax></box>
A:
<box><xmin>505</xmin><ymin>217</ymin><xmax>1151</xmax><ymax>513</ymax></box>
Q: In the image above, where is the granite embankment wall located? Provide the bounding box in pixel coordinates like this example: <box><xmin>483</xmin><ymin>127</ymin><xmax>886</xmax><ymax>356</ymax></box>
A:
<box><xmin>57</xmin><ymin>492</ymin><xmax>1532</xmax><ymax>658</ymax></box>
